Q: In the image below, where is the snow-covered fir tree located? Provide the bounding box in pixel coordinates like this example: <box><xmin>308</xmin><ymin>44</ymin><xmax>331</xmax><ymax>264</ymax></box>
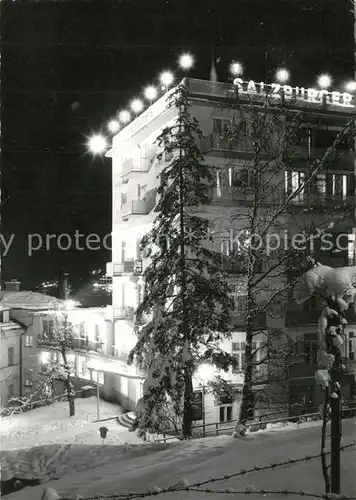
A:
<box><xmin>128</xmin><ymin>84</ymin><xmax>235</xmax><ymax>439</ymax></box>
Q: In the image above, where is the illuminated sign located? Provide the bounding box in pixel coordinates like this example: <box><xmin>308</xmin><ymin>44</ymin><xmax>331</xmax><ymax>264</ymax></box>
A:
<box><xmin>233</xmin><ymin>78</ymin><xmax>354</xmax><ymax>108</ymax></box>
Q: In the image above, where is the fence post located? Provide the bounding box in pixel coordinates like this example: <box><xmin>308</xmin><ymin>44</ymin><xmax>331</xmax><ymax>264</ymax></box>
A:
<box><xmin>216</xmin><ymin>423</ymin><xmax>219</xmax><ymax>436</ymax></box>
<box><xmin>203</xmin><ymin>423</ymin><xmax>206</xmax><ymax>438</ymax></box>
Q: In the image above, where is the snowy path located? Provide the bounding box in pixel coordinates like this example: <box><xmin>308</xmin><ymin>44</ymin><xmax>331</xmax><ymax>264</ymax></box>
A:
<box><xmin>2</xmin><ymin>418</ymin><xmax>356</xmax><ymax>500</ymax></box>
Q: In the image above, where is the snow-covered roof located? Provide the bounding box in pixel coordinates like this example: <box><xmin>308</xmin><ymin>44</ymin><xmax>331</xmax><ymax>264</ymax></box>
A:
<box><xmin>0</xmin><ymin>291</ymin><xmax>64</xmax><ymax>310</ymax></box>
<box><xmin>0</xmin><ymin>321</ymin><xmax>24</xmax><ymax>332</ymax></box>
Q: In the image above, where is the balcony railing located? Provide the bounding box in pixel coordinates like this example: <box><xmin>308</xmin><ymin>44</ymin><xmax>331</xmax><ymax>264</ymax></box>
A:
<box><xmin>285</xmin><ymin>148</ymin><xmax>355</xmax><ymax>169</ymax></box>
<box><xmin>71</xmin><ymin>338</ymin><xmax>105</xmax><ymax>353</ymax></box>
<box><xmin>286</xmin><ymin>306</ymin><xmax>356</xmax><ymax>327</ymax></box>
<box><xmin>111</xmin><ymin>346</ymin><xmax>131</xmax><ymax>362</ymax></box>
<box><xmin>201</xmin><ymin>134</ymin><xmax>252</xmax><ymax>154</ymax></box>
<box><xmin>121</xmin><ymin>157</ymin><xmax>151</xmax><ymax>177</ymax></box>
<box><xmin>209</xmin><ymin>186</ymin><xmax>281</xmax><ymax>205</ymax></box>
<box><xmin>121</xmin><ymin>188</ymin><xmax>157</xmax><ymax>217</ymax></box>
<box><xmin>113</xmin><ymin>306</ymin><xmax>136</xmax><ymax>320</ymax></box>
<box><xmin>288</xmin><ymin>192</ymin><xmax>354</xmax><ymax>208</ymax></box>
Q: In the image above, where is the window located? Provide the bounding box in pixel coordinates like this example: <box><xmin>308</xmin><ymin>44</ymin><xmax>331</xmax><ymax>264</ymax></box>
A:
<box><xmin>235</xmin><ymin>296</ymin><xmax>247</xmax><ymax>314</ymax></box>
<box><xmin>232</xmin><ymin>168</ymin><xmax>253</xmax><ymax>189</ymax></box>
<box><xmin>121</xmin><ymin>377</ymin><xmax>128</xmax><ymax>396</ymax></box>
<box><xmin>219</xmin><ymin>405</ymin><xmax>233</xmax><ymax>422</ymax></box>
<box><xmin>24</xmin><ymin>378</ymin><xmax>33</xmax><ymax>387</ymax></box>
<box><xmin>8</xmin><ymin>347</ymin><xmax>14</xmax><ymax>366</ymax></box>
<box><xmin>232</xmin><ymin>341</ymin><xmax>246</xmax><ymax>373</ymax></box>
<box><xmin>332</xmin><ymin>174</ymin><xmax>348</xmax><ymax>198</ymax></box>
<box><xmin>43</xmin><ymin>320</ymin><xmax>54</xmax><ymax>336</ymax></box>
<box><xmin>25</xmin><ymin>336</ymin><xmax>33</xmax><ymax>347</ymax></box>
<box><xmin>0</xmin><ymin>310</ymin><xmax>10</xmax><ymax>323</ymax></box>
<box><xmin>8</xmin><ymin>384</ymin><xmax>14</xmax><ymax>399</ymax></box>
<box><xmin>92</xmin><ymin>370</ymin><xmax>104</xmax><ymax>385</ymax></box>
<box><xmin>213</xmin><ymin>117</ymin><xmax>232</xmax><ymax>135</ymax></box>
<box><xmin>77</xmin><ymin>356</ymin><xmax>90</xmax><ymax>380</ymax></box>
<box><xmin>121</xmin><ymin>241</ymin><xmax>126</xmax><ymax>262</ymax></box>
<box><xmin>285</xmin><ymin>171</ymin><xmax>305</xmax><ymax>202</ymax></box>
<box><xmin>138</xmin><ymin>184</ymin><xmax>147</xmax><ymax>200</ymax></box>
<box><xmin>121</xmin><ymin>192</ymin><xmax>128</xmax><ymax>207</ymax></box>
<box><xmin>309</xmin><ymin>173</ymin><xmax>326</xmax><ymax>199</ymax></box>
<box><xmin>138</xmin><ymin>284</ymin><xmax>144</xmax><ymax>305</ymax></box>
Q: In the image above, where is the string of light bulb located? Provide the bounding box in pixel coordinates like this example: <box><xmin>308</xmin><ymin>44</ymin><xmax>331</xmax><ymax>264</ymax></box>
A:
<box><xmin>88</xmin><ymin>54</ymin><xmax>356</xmax><ymax>154</ymax></box>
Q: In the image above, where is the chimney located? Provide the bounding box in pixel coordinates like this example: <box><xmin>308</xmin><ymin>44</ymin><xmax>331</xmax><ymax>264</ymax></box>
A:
<box><xmin>5</xmin><ymin>280</ymin><xmax>21</xmax><ymax>292</ymax></box>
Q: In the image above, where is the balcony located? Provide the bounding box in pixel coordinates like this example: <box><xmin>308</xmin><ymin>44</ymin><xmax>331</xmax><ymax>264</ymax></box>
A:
<box><xmin>209</xmin><ymin>186</ymin><xmax>281</xmax><ymax>205</ymax></box>
<box><xmin>285</xmin><ymin>148</ymin><xmax>355</xmax><ymax>171</ymax></box>
<box><xmin>201</xmin><ymin>134</ymin><xmax>252</xmax><ymax>155</ymax></box>
<box><xmin>288</xmin><ymin>192</ymin><xmax>354</xmax><ymax>210</ymax></box>
<box><xmin>113</xmin><ymin>306</ymin><xmax>136</xmax><ymax>320</ymax></box>
<box><xmin>121</xmin><ymin>157</ymin><xmax>151</xmax><ymax>179</ymax></box>
<box><xmin>286</xmin><ymin>306</ymin><xmax>356</xmax><ymax>327</ymax></box>
<box><xmin>71</xmin><ymin>338</ymin><xmax>106</xmax><ymax>353</ymax></box>
<box><xmin>121</xmin><ymin>188</ymin><xmax>157</xmax><ymax>218</ymax></box>
<box><xmin>111</xmin><ymin>346</ymin><xmax>131</xmax><ymax>362</ymax></box>
<box><xmin>232</xmin><ymin>311</ymin><xmax>267</xmax><ymax>329</ymax></box>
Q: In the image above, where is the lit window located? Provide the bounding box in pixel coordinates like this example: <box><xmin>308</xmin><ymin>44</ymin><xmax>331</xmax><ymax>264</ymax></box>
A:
<box><xmin>24</xmin><ymin>378</ymin><xmax>33</xmax><ymax>387</ymax></box>
<box><xmin>77</xmin><ymin>356</ymin><xmax>90</xmax><ymax>380</ymax></box>
<box><xmin>332</xmin><ymin>174</ymin><xmax>348</xmax><ymax>198</ymax></box>
<box><xmin>285</xmin><ymin>171</ymin><xmax>305</xmax><ymax>203</ymax></box>
<box><xmin>121</xmin><ymin>377</ymin><xmax>128</xmax><ymax>396</ymax></box>
<box><xmin>25</xmin><ymin>336</ymin><xmax>33</xmax><ymax>347</ymax></box>
<box><xmin>43</xmin><ymin>319</ymin><xmax>54</xmax><ymax>336</ymax></box>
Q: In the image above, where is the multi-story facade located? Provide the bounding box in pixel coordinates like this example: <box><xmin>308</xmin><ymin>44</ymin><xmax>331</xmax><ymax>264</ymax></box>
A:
<box><xmin>0</xmin><ymin>281</ymin><xmax>144</xmax><ymax>409</ymax></box>
<box><xmin>0</xmin><ymin>304</ymin><xmax>24</xmax><ymax>407</ymax></box>
<box><xmin>106</xmin><ymin>77</ymin><xmax>356</xmax><ymax>421</ymax></box>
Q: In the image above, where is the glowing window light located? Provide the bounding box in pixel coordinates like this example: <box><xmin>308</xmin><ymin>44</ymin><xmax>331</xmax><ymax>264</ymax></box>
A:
<box><xmin>131</xmin><ymin>99</ymin><xmax>144</xmax><ymax>113</ymax></box>
<box><xmin>318</xmin><ymin>74</ymin><xmax>332</xmax><ymax>89</ymax></box>
<box><xmin>88</xmin><ymin>135</ymin><xmax>107</xmax><ymax>154</ymax></box>
<box><xmin>119</xmin><ymin>110</ymin><xmax>131</xmax><ymax>123</ymax></box>
<box><xmin>229</xmin><ymin>61</ymin><xmax>243</xmax><ymax>76</ymax></box>
<box><xmin>159</xmin><ymin>71</ymin><xmax>174</xmax><ymax>87</ymax></box>
<box><xmin>108</xmin><ymin>120</ymin><xmax>120</xmax><ymax>133</ymax></box>
<box><xmin>144</xmin><ymin>86</ymin><xmax>158</xmax><ymax>101</ymax></box>
<box><xmin>276</xmin><ymin>68</ymin><xmax>289</xmax><ymax>83</ymax></box>
<box><xmin>178</xmin><ymin>53</ymin><xmax>194</xmax><ymax>70</ymax></box>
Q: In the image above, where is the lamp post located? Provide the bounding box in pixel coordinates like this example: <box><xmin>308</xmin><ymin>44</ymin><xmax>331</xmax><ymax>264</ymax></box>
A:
<box><xmin>88</xmin><ymin>360</ymin><xmax>102</xmax><ymax>420</ymax></box>
<box><xmin>195</xmin><ymin>363</ymin><xmax>216</xmax><ymax>435</ymax></box>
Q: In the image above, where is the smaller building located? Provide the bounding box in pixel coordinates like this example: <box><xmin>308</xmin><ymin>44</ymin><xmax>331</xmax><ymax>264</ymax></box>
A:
<box><xmin>0</xmin><ymin>306</ymin><xmax>24</xmax><ymax>406</ymax></box>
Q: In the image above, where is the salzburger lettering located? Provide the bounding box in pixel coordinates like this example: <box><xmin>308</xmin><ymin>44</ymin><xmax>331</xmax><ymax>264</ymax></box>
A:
<box><xmin>232</xmin><ymin>78</ymin><xmax>354</xmax><ymax>107</ymax></box>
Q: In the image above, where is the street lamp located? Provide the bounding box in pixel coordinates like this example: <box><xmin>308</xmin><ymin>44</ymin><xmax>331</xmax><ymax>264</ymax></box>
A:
<box><xmin>159</xmin><ymin>71</ymin><xmax>174</xmax><ymax>91</ymax></box>
<box><xmin>107</xmin><ymin>120</ymin><xmax>120</xmax><ymax>133</ymax></box>
<box><xmin>276</xmin><ymin>68</ymin><xmax>290</xmax><ymax>83</ymax></box>
<box><xmin>229</xmin><ymin>61</ymin><xmax>243</xmax><ymax>77</ymax></box>
<box><xmin>119</xmin><ymin>110</ymin><xmax>131</xmax><ymax>124</ymax></box>
<box><xmin>318</xmin><ymin>74</ymin><xmax>332</xmax><ymax>89</ymax></box>
<box><xmin>144</xmin><ymin>85</ymin><xmax>158</xmax><ymax>104</ymax></box>
<box><xmin>88</xmin><ymin>135</ymin><xmax>107</xmax><ymax>155</ymax></box>
<box><xmin>178</xmin><ymin>53</ymin><xmax>194</xmax><ymax>70</ymax></box>
<box><xmin>87</xmin><ymin>358</ymin><xmax>103</xmax><ymax>419</ymax></box>
<box><xmin>195</xmin><ymin>363</ymin><xmax>216</xmax><ymax>435</ymax></box>
<box><xmin>130</xmin><ymin>98</ymin><xmax>144</xmax><ymax>114</ymax></box>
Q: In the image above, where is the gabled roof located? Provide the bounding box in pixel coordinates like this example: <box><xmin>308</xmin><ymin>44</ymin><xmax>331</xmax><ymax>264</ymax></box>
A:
<box><xmin>0</xmin><ymin>291</ymin><xmax>64</xmax><ymax>310</ymax></box>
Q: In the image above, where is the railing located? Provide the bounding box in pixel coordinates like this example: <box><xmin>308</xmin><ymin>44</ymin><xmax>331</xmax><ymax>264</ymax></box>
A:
<box><xmin>201</xmin><ymin>134</ymin><xmax>252</xmax><ymax>154</ymax></box>
<box><xmin>121</xmin><ymin>188</ymin><xmax>157</xmax><ymax>217</ymax></box>
<box><xmin>121</xmin><ymin>157</ymin><xmax>150</xmax><ymax>177</ymax></box>
<box><xmin>157</xmin><ymin>405</ymin><xmax>356</xmax><ymax>443</ymax></box>
<box><xmin>209</xmin><ymin>186</ymin><xmax>282</xmax><ymax>205</ymax></box>
<box><xmin>286</xmin><ymin>306</ymin><xmax>356</xmax><ymax>326</ymax></box>
<box><xmin>288</xmin><ymin>193</ymin><xmax>354</xmax><ymax>208</ymax></box>
<box><xmin>111</xmin><ymin>346</ymin><xmax>131</xmax><ymax>362</ymax></box>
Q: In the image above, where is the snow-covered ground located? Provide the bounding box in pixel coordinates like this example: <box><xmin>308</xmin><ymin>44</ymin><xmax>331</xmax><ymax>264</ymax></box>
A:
<box><xmin>1</xmin><ymin>412</ymin><xmax>355</xmax><ymax>500</ymax></box>
<box><xmin>0</xmin><ymin>396</ymin><xmax>143</xmax><ymax>451</ymax></box>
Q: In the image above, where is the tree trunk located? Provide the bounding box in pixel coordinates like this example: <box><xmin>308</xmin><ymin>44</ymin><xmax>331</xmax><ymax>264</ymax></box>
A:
<box><xmin>61</xmin><ymin>344</ymin><xmax>75</xmax><ymax>417</ymax></box>
<box><xmin>182</xmin><ymin>368</ymin><xmax>194</xmax><ymax>439</ymax></box>
<box><xmin>238</xmin><ymin>325</ymin><xmax>255</xmax><ymax>426</ymax></box>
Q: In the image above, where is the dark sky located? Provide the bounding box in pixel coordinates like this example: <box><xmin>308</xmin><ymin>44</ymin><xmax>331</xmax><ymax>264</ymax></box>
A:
<box><xmin>1</xmin><ymin>0</ymin><xmax>354</xmax><ymax>290</ymax></box>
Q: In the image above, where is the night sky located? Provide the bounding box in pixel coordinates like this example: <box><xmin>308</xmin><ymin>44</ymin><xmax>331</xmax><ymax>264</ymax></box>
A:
<box><xmin>1</xmin><ymin>0</ymin><xmax>354</xmax><ymax>291</ymax></box>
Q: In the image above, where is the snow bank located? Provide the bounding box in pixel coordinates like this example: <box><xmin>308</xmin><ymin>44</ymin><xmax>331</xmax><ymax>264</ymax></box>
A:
<box><xmin>0</xmin><ymin>397</ymin><xmax>128</xmax><ymax>451</ymax></box>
